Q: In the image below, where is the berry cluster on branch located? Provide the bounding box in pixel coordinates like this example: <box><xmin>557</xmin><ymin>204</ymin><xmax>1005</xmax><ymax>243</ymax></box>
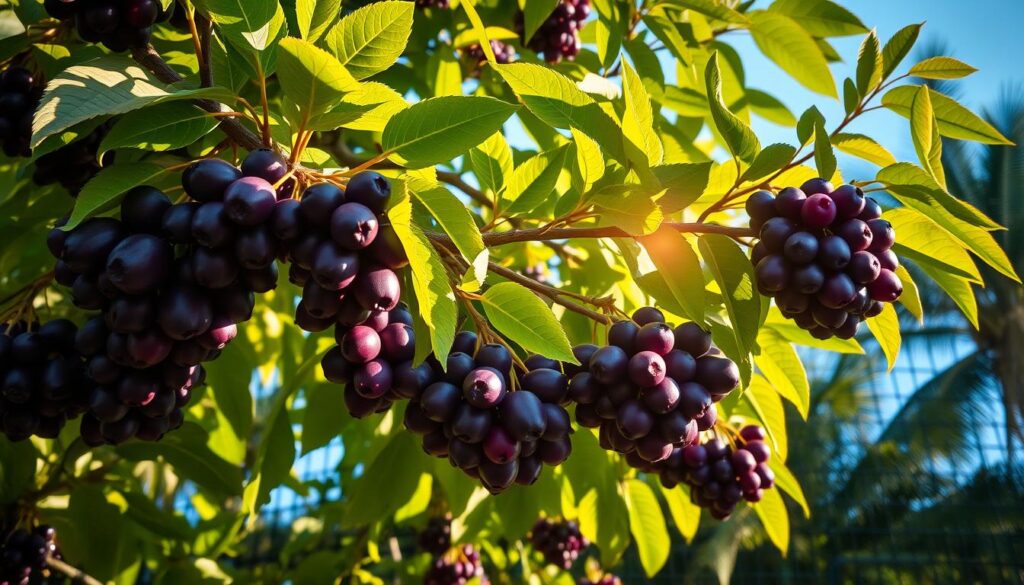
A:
<box><xmin>44</xmin><ymin>0</ymin><xmax>175</xmax><ymax>52</ymax></box>
<box><xmin>0</xmin><ymin>66</ymin><xmax>41</xmax><ymax>158</ymax></box>
<box><xmin>655</xmin><ymin>425</ymin><xmax>775</xmax><ymax>519</ymax></box>
<box><xmin>0</xmin><ymin>321</ymin><xmax>90</xmax><ymax>441</ymax></box>
<box><xmin>523</xmin><ymin>0</ymin><xmax>590</xmax><ymax>63</ymax></box>
<box><xmin>405</xmin><ymin>334</ymin><xmax>574</xmax><ymax>494</ymax></box>
<box><xmin>529</xmin><ymin>517</ymin><xmax>588</xmax><ymax>570</ymax></box>
<box><xmin>570</xmin><ymin>308</ymin><xmax>738</xmax><ymax>467</ymax></box>
<box><xmin>747</xmin><ymin>178</ymin><xmax>902</xmax><ymax>340</ymax></box>
<box><xmin>0</xmin><ymin>525</ymin><xmax>60</xmax><ymax>585</ymax></box>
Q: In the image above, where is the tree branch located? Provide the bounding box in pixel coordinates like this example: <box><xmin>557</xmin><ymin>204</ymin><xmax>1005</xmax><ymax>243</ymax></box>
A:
<box><xmin>475</xmin><ymin>223</ymin><xmax>753</xmax><ymax>247</ymax></box>
<box><xmin>485</xmin><ymin>262</ymin><xmax>613</xmax><ymax>325</ymax></box>
<box><xmin>131</xmin><ymin>45</ymin><xmax>265</xmax><ymax>150</ymax></box>
<box><xmin>47</xmin><ymin>556</ymin><xmax>103</xmax><ymax>585</ymax></box>
<box><xmin>197</xmin><ymin>15</ymin><xmax>213</xmax><ymax>88</ymax></box>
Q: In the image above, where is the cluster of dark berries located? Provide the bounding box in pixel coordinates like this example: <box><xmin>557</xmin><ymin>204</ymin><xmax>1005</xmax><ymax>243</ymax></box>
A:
<box><xmin>0</xmin><ymin>525</ymin><xmax>59</xmax><ymax>585</ymax></box>
<box><xmin>747</xmin><ymin>178</ymin><xmax>903</xmax><ymax>340</ymax></box>
<box><xmin>414</xmin><ymin>0</ymin><xmax>449</xmax><ymax>9</ymax></box>
<box><xmin>656</xmin><ymin>426</ymin><xmax>775</xmax><ymax>520</ymax></box>
<box><xmin>47</xmin><ymin>149</ymin><xmax>298</xmax><ymax>445</ymax></box>
<box><xmin>417</xmin><ymin>516</ymin><xmax>452</xmax><ymax>557</ymax></box>
<box><xmin>272</xmin><ymin>170</ymin><xmax>417</xmax><ymax>417</ymax></box>
<box><xmin>0</xmin><ymin>66</ymin><xmax>41</xmax><ymax>158</ymax></box>
<box><xmin>524</xmin><ymin>0</ymin><xmax>590</xmax><ymax>63</ymax></box>
<box><xmin>465</xmin><ymin>40</ymin><xmax>516</xmax><ymax>66</ymax></box>
<box><xmin>529</xmin><ymin>518</ymin><xmax>588</xmax><ymax>570</ymax></box>
<box><xmin>273</xmin><ymin>170</ymin><xmax>403</xmax><ymax>335</ymax></box>
<box><xmin>405</xmin><ymin>332</ymin><xmax>573</xmax><ymax>494</ymax></box>
<box><xmin>425</xmin><ymin>544</ymin><xmax>488</xmax><ymax>585</ymax></box>
<box><xmin>570</xmin><ymin>307</ymin><xmax>738</xmax><ymax>467</ymax></box>
<box><xmin>33</xmin><ymin>122</ymin><xmax>110</xmax><ymax>195</ymax></box>
<box><xmin>321</xmin><ymin>304</ymin><xmax>426</xmax><ymax>419</ymax></box>
<box><xmin>0</xmin><ymin>320</ymin><xmax>91</xmax><ymax>441</ymax></box>
<box><xmin>578</xmin><ymin>575</ymin><xmax>621</xmax><ymax>585</ymax></box>
<box><xmin>43</xmin><ymin>0</ymin><xmax>175</xmax><ymax>52</ymax></box>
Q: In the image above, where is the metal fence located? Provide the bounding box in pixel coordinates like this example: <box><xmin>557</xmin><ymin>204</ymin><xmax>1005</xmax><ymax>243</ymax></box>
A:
<box><xmin>225</xmin><ymin>318</ymin><xmax>1024</xmax><ymax>584</ymax></box>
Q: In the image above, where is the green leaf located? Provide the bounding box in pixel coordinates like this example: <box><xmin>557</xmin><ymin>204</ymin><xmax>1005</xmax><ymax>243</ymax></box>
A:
<box><xmin>658</xmin><ymin>484</ymin><xmax>700</xmax><ymax>544</ymax></box>
<box><xmin>342</xmin><ymin>433</ymin><xmax>425</xmax><ymax>528</ymax></box>
<box><xmin>99</xmin><ymin>103</ymin><xmax>217</xmax><ymax>158</ymax></box>
<box><xmin>502</xmin><ymin>145</ymin><xmax>570</xmax><ymax>216</ymax></box>
<box><xmin>301</xmin><ymin>383</ymin><xmax>348</xmax><ymax>455</ymax></box>
<box><xmin>277</xmin><ymin>37</ymin><xmax>356</xmax><ymax>123</ymax></box>
<box><xmin>325</xmin><ymin>1</ymin><xmax>413</xmax><ymax>79</ymax></box>
<box><xmin>699</xmin><ymin>234</ymin><xmax>761</xmax><ymax>359</ymax></box>
<box><xmin>742</xmin><ymin>374</ymin><xmax>788</xmax><ymax>460</ymax></box>
<box><xmin>831</xmin><ymin>132</ymin><xmax>897</xmax><ymax>167</ymax></box>
<box><xmin>590</xmin><ymin>185</ymin><xmax>664</xmax><ymax>236</ymax></box>
<box><xmin>469</xmin><ymin>133</ymin><xmax>514</xmax><ymax>197</ymax></box>
<box><xmin>65</xmin><ymin>162</ymin><xmax>167</xmax><ymax>230</ymax></box>
<box><xmin>812</xmin><ymin>115</ymin><xmax>836</xmax><ymax>181</ymax></box>
<box><xmin>842</xmin><ymin>78</ymin><xmax>858</xmax><ymax>115</ymax></box>
<box><xmin>576</xmin><ymin>466</ymin><xmax>630</xmax><ymax>566</ymax></box>
<box><xmin>411</xmin><ymin>183</ymin><xmax>486</xmax><ymax>274</ymax></box>
<box><xmin>883</xmin><ymin>85</ymin><xmax>1013</xmax><ymax>145</ymax></box>
<box><xmin>458</xmin><ymin>0</ymin><xmax>497</xmax><ymax>65</ymax></box>
<box><xmin>742</xmin><ymin>143</ymin><xmax>796</xmax><ymax>182</ymax></box>
<box><xmin>909</xmin><ymin>85</ymin><xmax>946</xmax><ymax>188</ymax></box>
<box><xmin>663</xmin><ymin>0</ymin><xmax>748</xmax><ymax>24</ymax></box>
<box><xmin>748</xmin><ymin>89</ymin><xmax>797</xmax><ymax>127</ymax></box>
<box><xmin>766</xmin><ymin>319</ymin><xmax>864</xmax><ymax>354</ymax></box>
<box><xmin>381</xmin><ymin>96</ymin><xmax>518</xmax><ymax>169</ymax></box>
<box><xmin>772</xmin><ymin>461</ymin><xmax>810</xmax><ymax>518</ymax></box>
<box><xmin>390</xmin><ymin>183</ymin><xmax>458</xmax><ymax>365</ymax></box>
<box><xmin>652</xmin><ymin>162</ymin><xmax>711</xmax><ymax>213</ymax></box>
<box><xmin>704</xmin><ymin>52</ymin><xmax>760</xmax><ymax>162</ymax></box>
<box><xmin>887</xmin><ymin>211</ymin><xmax>981</xmax><ymax>282</ymax></box>
<box><xmin>881</xmin><ymin>23</ymin><xmax>922</xmax><ymax>80</ymax></box>
<box><xmin>571</xmin><ymin>128</ymin><xmax>606</xmax><ymax>194</ymax></box>
<box><xmin>335</xmin><ymin>80</ymin><xmax>408</xmax><ymax>132</ymax></box>
<box><xmin>878</xmin><ymin>165</ymin><xmax>1018</xmax><ymax>282</ymax></box>
<box><xmin>641</xmin><ymin>227</ymin><xmax>705</xmax><ymax>325</ymax></box>
<box><xmin>754</xmin><ymin>333</ymin><xmax>809</xmax><ymax>420</ymax></box>
<box><xmin>428</xmin><ymin>47</ymin><xmax>462</xmax><ymax>97</ymax></box>
<box><xmin>866</xmin><ymin>302</ymin><xmax>900</xmax><ymax>371</ymax></box>
<box><xmin>117</xmin><ymin>423</ymin><xmax>243</xmax><ymax>497</ymax></box>
<box><xmin>522</xmin><ymin>0</ymin><xmax>559</xmax><ymax>45</ymax></box>
<box><xmin>621</xmin><ymin>60</ymin><xmax>663</xmax><ymax>165</ymax></box>
<box><xmin>592</xmin><ymin>0</ymin><xmax>624</xmax><ymax>70</ymax></box>
<box><xmin>494</xmin><ymin>63</ymin><xmax>628</xmax><ymax>165</ymax></box>
<box><xmin>877</xmin><ymin>162</ymin><xmax>1002</xmax><ymax>231</ymax></box>
<box><xmin>480</xmin><ymin>282</ymin><xmax>577</xmax><ymax>363</ymax></box>
<box><xmin>749</xmin><ymin>11</ymin><xmax>837</xmax><ymax>97</ymax></box>
<box><xmin>624</xmin><ymin>479</ymin><xmax>670</xmax><ymax>578</ymax></box>
<box><xmin>914</xmin><ymin>258</ymin><xmax>979</xmax><ymax>329</ymax></box>
<box><xmin>753</xmin><ymin>487</ymin><xmax>790</xmax><ymax>555</ymax></box>
<box><xmin>908</xmin><ymin>56</ymin><xmax>978</xmax><ymax>80</ymax></box>
<box><xmin>197</xmin><ymin>0</ymin><xmax>287</xmax><ymax>69</ymax></box>
<box><xmin>296</xmin><ymin>0</ymin><xmax>340</xmax><ymax>42</ymax></box>
<box><xmin>894</xmin><ymin>263</ymin><xmax>923</xmax><ymax>322</ymax></box>
<box><xmin>31</xmin><ymin>56</ymin><xmax>234</xmax><ymax>147</ymax></box>
<box><xmin>768</xmin><ymin>0</ymin><xmax>867</xmax><ymax>37</ymax></box>
<box><xmin>642</xmin><ymin>9</ymin><xmax>693</xmax><ymax>67</ymax></box>
<box><xmin>855</xmin><ymin>30</ymin><xmax>882</xmax><ymax>95</ymax></box>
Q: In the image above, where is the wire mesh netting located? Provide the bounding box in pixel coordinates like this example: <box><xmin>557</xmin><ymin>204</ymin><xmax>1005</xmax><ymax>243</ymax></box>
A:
<box><xmin>216</xmin><ymin>317</ymin><xmax>1024</xmax><ymax>584</ymax></box>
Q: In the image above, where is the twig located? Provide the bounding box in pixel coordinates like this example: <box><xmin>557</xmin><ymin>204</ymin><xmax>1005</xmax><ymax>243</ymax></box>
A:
<box><xmin>46</xmin><ymin>556</ymin><xmax>103</xmax><ymax>585</ymax></box>
<box><xmin>472</xmin><ymin>223</ymin><xmax>753</xmax><ymax>247</ymax></box>
<box><xmin>197</xmin><ymin>14</ymin><xmax>213</xmax><ymax>88</ymax></box>
<box><xmin>486</xmin><ymin>262</ymin><xmax>613</xmax><ymax>325</ymax></box>
<box><xmin>131</xmin><ymin>45</ymin><xmax>265</xmax><ymax>150</ymax></box>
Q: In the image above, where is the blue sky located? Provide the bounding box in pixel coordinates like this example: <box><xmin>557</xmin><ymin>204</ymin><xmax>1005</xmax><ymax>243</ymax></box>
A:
<box><xmin>734</xmin><ymin>0</ymin><xmax>1023</xmax><ymax>177</ymax></box>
